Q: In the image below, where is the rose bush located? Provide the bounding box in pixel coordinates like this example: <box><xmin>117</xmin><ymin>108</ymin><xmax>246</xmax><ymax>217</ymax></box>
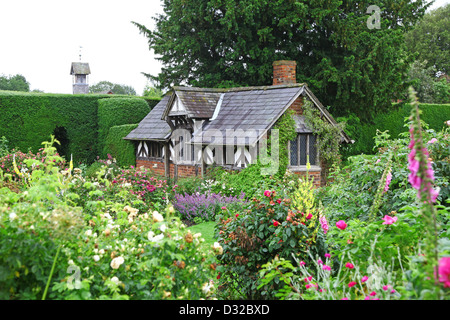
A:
<box><xmin>0</xmin><ymin>137</ymin><xmax>218</xmax><ymax>300</ymax></box>
<box><xmin>215</xmin><ymin>176</ymin><xmax>327</xmax><ymax>299</ymax></box>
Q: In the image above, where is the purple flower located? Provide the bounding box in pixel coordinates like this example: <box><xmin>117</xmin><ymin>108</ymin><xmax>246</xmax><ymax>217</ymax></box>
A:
<box><xmin>173</xmin><ymin>191</ymin><xmax>247</xmax><ymax>221</ymax></box>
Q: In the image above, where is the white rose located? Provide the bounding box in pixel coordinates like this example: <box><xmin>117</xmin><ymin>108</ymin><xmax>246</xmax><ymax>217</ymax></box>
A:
<box><xmin>85</xmin><ymin>229</ymin><xmax>92</xmax><ymax>236</ymax></box>
<box><xmin>213</xmin><ymin>242</ymin><xmax>223</xmax><ymax>255</ymax></box>
<box><xmin>147</xmin><ymin>231</ymin><xmax>155</xmax><ymax>241</ymax></box>
<box><xmin>111</xmin><ymin>276</ymin><xmax>120</xmax><ymax>285</ymax></box>
<box><xmin>152</xmin><ymin>211</ymin><xmax>164</xmax><ymax>222</ymax></box>
<box><xmin>9</xmin><ymin>212</ymin><xmax>17</xmax><ymax>221</ymax></box>
<box><xmin>152</xmin><ymin>234</ymin><xmax>164</xmax><ymax>242</ymax></box>
<box><xmin>110</xmin><ymin>256</ymin><xmax>124</xmax><ymax>269</ymax></box>
<box><xmin>93</xmin><ymin>255</ymin><xmax>100</xmax><ymax>262</ymax></box>
<box><xmin>159</xmin><ymin>224</ymin><xmax>167</xmax><ymax>232</ymax></box>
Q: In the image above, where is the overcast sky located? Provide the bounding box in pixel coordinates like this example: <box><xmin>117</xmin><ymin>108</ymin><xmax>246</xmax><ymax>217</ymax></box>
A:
<box><xmin>0</xmin><ymin>0</ymin><xmax>164</xmax><ymax>95</ymax></box>
<box><xmin>0</xmin><ymin>0</ymin><xmax>448</xmax><ymax>95</ymax></box>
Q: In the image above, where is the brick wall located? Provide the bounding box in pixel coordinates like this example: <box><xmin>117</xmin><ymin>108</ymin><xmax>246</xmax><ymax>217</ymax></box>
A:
<box><xmin>136</xmin><ymin>159</ymin><xmax>200</xmax><ymax>179</ymax></box>
<box><xmin>288</xmin><ymin>96</ymin><xmax>304</xmax><ymax>115</ymax></box>
<box><xmin>136</xmin><ymin>159</ymin><xmax>166</xmax><ymax>177</ymax></box>
<box><xmin>291</xmin><ymin>170</ymin><xmax>322</xmax><ymax>188</ymax></box>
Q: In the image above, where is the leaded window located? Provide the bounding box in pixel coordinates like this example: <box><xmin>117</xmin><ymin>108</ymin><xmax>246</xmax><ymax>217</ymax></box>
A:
<box><xmin>289</xmin><ymin>134</ymin><xmax>318</xmax><ymax>167</ymax></box>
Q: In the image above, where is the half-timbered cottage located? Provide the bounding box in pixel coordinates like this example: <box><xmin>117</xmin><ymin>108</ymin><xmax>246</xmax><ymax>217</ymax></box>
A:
<box><xmin>124</xmin><ymin>61</ymin><xmax>351</xmax><ymax>186</ymax></box>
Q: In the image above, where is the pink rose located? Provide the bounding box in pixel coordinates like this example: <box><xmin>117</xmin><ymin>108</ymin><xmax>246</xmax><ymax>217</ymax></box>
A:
<box><xmin>348</xmin><ymin>281</ymin><xmax>356</xmax><ymax>288</ymax></box>
<box><xmin>336</xmin><ymin>220</ymin><xmax>347</xmax><ymax>230</ymax></box>
<box><xmin>264</xmin><ymin>190</ymin><xmax>272</xmax><ymax>197</ymax></box>
<box><xmin>361</xmin><ymin>276</ymin><xmax>368</xmax><ymax>283</ymax></box>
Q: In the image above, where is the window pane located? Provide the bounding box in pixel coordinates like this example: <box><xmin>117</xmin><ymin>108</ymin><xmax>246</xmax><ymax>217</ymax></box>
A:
<box><xmin>290</xmin><ymin>138</ymin><xmax>298</xmax><ymax>166</ymax></box>
<box><xmin>180</xmin><ymin>136</ymin><xmax>184</xmax><ymax>159</ymax></box>
<box><xmin>309</xmin><ymin>135</ymin><xmax>317</xmax><ymax>165</ymax></box>
<box><xmin>300</xmin><ymin>135</ymin><xmax>307</xmax><ymax>165</ymax></box>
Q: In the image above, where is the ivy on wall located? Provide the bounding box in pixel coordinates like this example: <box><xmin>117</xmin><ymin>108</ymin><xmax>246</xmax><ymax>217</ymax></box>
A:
<box><xmin>271</xmin><ymin>109</ymin><xmax>297</xmax><ymax>179</ymax></box>
<box><xmin>302</xmin><ymin>100</ymin><xmax>345</xmax><ymax>174</ymax></box>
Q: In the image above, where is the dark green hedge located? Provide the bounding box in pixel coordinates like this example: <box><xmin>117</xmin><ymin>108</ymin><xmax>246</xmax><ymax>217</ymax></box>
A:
<box><xmin>103</xmin><ymin>124</ymin><xmax>139</xmax><ymax>167</ymax></box>
<box><xmin>345</xmin><ymin>103</ymin><xmax>450</xmax><ymax>156</ymax></box>
<box><xmin>97</xmin><ymin>98</ymin><xmax>150</xmax><ymax>158</ymax></box>
<box><xmin>0</xmin><ymin>91</ymin><xmax>160</xmax><ymax>165</ymax></box>
<box><xmin>0</xmin><ymin>91</ymin><xmax>109</xmax><ymax>163</ymax></box>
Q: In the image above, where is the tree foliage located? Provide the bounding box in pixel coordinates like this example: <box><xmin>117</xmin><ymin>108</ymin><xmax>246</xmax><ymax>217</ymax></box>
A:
<box><xmin>409</xmin><ymin>61</ymin><xmax>450</xmax><ymax>104</ymax></box>
<box><xmin>405</xmin><ymin>3</ymin><xmax>450</xmax><ymax>75</ymax></box>
<box><xmin>0</xmin><ymin>74</ymin><xmax>30</xmax><ymax>92</ymax></box>
<box><xmin>89</xmin><ymin>80</ymin><xmax>136</xmax><ymax>95</ymax></box>
<box><xmin>135</xmin><ymin>0</ymin><xmax>430</xmax><ymax>120</ymax></box>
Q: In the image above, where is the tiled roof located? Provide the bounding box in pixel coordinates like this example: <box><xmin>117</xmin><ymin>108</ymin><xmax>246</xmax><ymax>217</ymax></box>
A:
<box><xmin>174</xmin><ymin>87</ymin><xmax>222</xmax><ymax>119</ymax></box>
<box><xmin>191</xmin><ymin>86</ymin><xmax>304</xmax><ymax>145</ymax></box>
<box><xmin>125</xmin><ymin>83</ymin><xmax>352</xmax><ymax>144</ymax></box>
<box><xmin>293</xmin><ymin>115</ymin><xmax>314</xmax><ymax>133</ymax></box>
<box><xmin>70</xmin><ymin>62</ymin><xmax>90</xmax><ymax>75</ymax></box>
<box><xmin>124</xmin><ymin>94</ymin><xmax>172</xmax><ymax>141</ymax></box>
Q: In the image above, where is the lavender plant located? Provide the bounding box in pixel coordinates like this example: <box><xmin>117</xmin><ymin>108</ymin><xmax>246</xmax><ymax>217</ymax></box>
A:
<box><xmin>173</xmin><ymin>191</ymin><xmax>247</xmax><ymax>222</ymax></box>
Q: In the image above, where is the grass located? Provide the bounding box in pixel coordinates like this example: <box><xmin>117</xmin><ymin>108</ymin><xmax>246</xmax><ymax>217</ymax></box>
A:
<box><xmin>187</xmin><ymin>221</ymin><xmax>217</xmax><ymax>248</ymax></box>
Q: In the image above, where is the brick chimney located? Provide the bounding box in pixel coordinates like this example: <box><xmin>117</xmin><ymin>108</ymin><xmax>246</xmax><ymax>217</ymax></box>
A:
<box><xmin>272</xmin><ymin>60</ymin><xmax>297</xmax><ymax>85</ymax></box>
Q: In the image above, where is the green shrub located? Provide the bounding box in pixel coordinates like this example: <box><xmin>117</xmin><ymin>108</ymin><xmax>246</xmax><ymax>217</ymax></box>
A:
<box><xmin>345</xmin><ymin>103</ymin><xmax>450</xmax><ymax>157</ymax></box>
<box><xmin>0</xmin><ymin>92</ymin><xmax>157</xmax><ymax>165</ymax></box>
<box><xmin>103</xmin><ymin>124</ymin><xmax>138</xmax><ymax>167</ymax></box>
<box><xmin>0</xmin><ymin>137</ymin><xmax>218</xmax><ymax>300</ymax></box>
<box><xmin>97</xmin><ymin>98</ymin><xmax>149</xmax><ymax>157</ymax></box>
<box><xmin>215</xmin><ymin>177</ymin><xmax>327</xmax><ymax>299</ymax></box>
<box><xmin>0</xmin><ymin>91</ymin><xmax>110</xmax><ymax>164</ymax></box>
<box><xmin>85</xmin><ymin>161</ymin><xmax>105</xmax><ymax>179</ymax></box>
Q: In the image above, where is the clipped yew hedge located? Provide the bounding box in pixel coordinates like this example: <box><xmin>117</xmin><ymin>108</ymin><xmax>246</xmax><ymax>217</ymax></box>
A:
<box><xmin>0</xmin><ymin>90</ymin><xmax>160</xmax><ymax>164</ymax></box>
<box><xmin>103</xmin><ymin>124</ymin><xmax>139</xmax><ymax>167</ymax></box>
<box><xmin>97</xmin><ymin>98</ymin><xmax>150</xmax><ymax>158</ymax></box>
<box><xmin>0</xmin><ymin>91</ymin><xmax>105</xmax><ymax>163</ymax></box>
<box><xmin>345</xmin><ymin>103</ymin><xmax>450</xmax><ymax>157</ymax></box>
